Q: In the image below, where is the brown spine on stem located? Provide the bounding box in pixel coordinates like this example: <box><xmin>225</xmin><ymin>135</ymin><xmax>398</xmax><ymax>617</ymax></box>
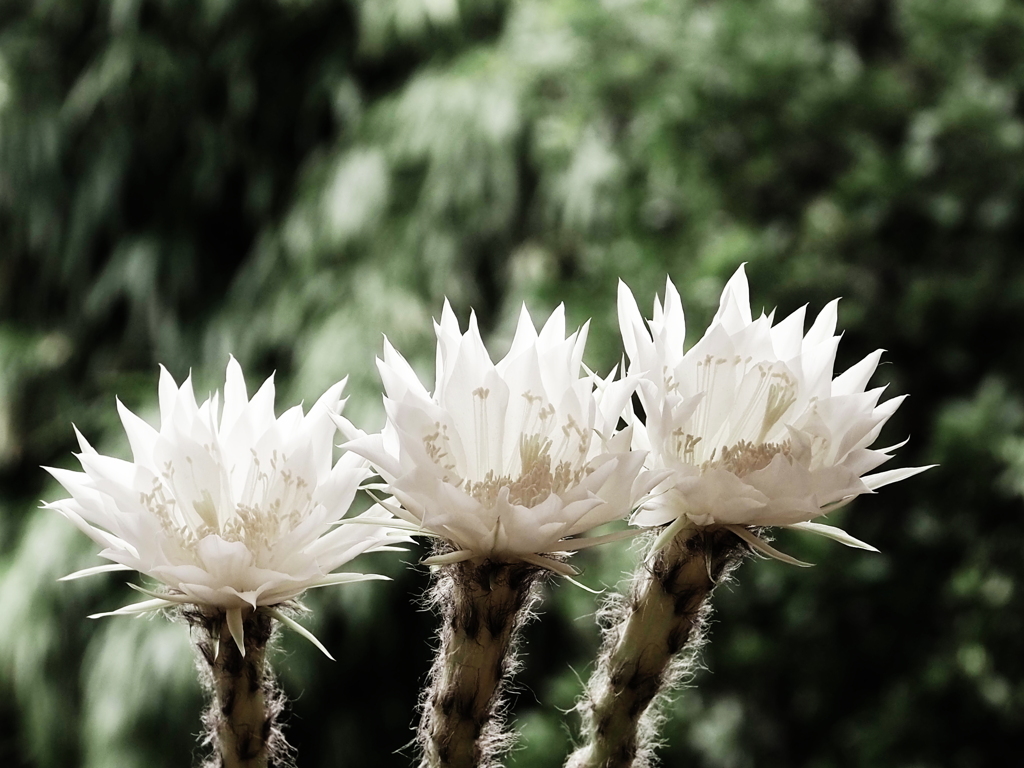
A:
<box><xmin>418</xmin><ymin>558</ymin><xmax>542</xmax><ymax>768</ymax></box>
<box><xmin>567</xmin><ymin>527</ymin><xmax>747</xmax><ymax>768</ymax></box>
<box><xmin>190</xmin><ymin>608</ymin><xmax>290</xmax><ymax>768</ymax></box>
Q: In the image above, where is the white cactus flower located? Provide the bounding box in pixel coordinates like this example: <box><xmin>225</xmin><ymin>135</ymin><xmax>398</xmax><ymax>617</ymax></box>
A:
<box><xmin>339</xmin><ymin>301</ymin><xmax>659</xmax><ymax>576</ymax></box>
<box><xmin>618</xmin><ymin>266</ymin><xmax>931</xmax><ymax>563</ymax></box>
<box><xmin>46</xmin><ymin>358</ymin><xmax>407</xmax><ymax>656</ymax></box>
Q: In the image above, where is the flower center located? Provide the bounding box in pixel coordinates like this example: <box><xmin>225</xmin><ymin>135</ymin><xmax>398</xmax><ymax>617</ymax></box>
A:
<box><xmin>422</xmin><ymin>389</ymin><xmax>594</xmax><ymax>509</ymax></box>
<box><xmin>141</xmin><ymin>448</ymin><xmax>313</xmax><ymax>558</ymax></box>
<box><xmin>703</xmin><ymin>439</ymin><xmax>791</xmax><ymax>477</ymax></box>
<box><xmin>461</xmin><ymin>433</ymin><xmax>591</xmax><ymax>508</ymax></box>
<box><xmin>670</xmin><ymin>429</ymin><xmax>791</xmax><ymax>477</ymax></box>
<box><xmin>666</xmin><ymin>357</ymin><xmax>798</xmax><ymax>477</ymax></box>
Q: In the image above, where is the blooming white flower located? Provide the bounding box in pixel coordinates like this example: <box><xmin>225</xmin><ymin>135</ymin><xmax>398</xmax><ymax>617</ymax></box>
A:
<box><xmin>46</xmin><ymin>358</ymin><xmax>407</xmax><ymax>656</ymax></box>
<box><xmin>338</xmin><ymin>301</ymin><xmax>659</xmax><ymax>576</ymax></box>
<box><xmin>618</xmin><ymin>266</ymin><xmax>931</xmax><ymax>563</ymax></box>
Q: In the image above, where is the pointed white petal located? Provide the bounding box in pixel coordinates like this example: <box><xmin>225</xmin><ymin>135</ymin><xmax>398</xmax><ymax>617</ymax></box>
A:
<box><xmin>332</xmin><ymin>515</ymin><xmax>437</xmax><ymax>535</ymax></box>
<box><xmin>833</xmin><ymin>349</ymin><xmax>883</xmax><ymax>396</ymax></box>
<box><xmin>555</xmin><ymin>528</ymin><xmax>642</xmax><ymax>552</ymax></box>
<box><xmin>304</xmin><ymin>573</ymin><xmax>390</xmax><ymax>590</ymax></box>
<box><xmin>518</xmin><ymin>552</ymin><xmax>578</xmax><ymax>576</ymax></box>
<box><xmin>713</xmin><ymin>264</ymin><xmax>753</xmax><ymax>329</ymax></box>
<box><xmin>863</xmin><ymin>464</ymin><xmax>935</xmax><ymax>490</ymax></box>
<box><xmin>72</xmin><ymin>424</ymin><xmax>96</xmax><ymax>454</ymax></box>
<box><xmin>126</xmin><ymin>582</ymin><xmax>195</xmax><ymax>603</ymax></box>
<box><xmin>422</xmin><ymin>550</ymin><xmax>477</xmax><ymax>567</ymax></box>
<box><xmin>226</xmin><ymin>607</ymin><xmax>246</xmax><ymax>657</ymax></box>
<box><xmin>617</xmin><ymin>279</ymin><xmax>648</xmax><ymax>367</ymax></box>
<box><xmin>89</xmin><ymin>598</ymin><xmax>174</xmax><ymax>618</ymax></box>
<box><xmin>266</xmin><ymin>607</ymin><xmax>335</xmax><ymax>661</ymax></box>
<box><xmin>59</xmin><ymin>563</ymin><xmax>133</xmax><ymax>581</ymax></box>
<box><xmin>648</xmin><ymin>513</ymin><xmax>693</xmax><ymax>554</ymax></box>
<box><xmin>562</xmin><ymin>574</ymin><xmax>604</xmax><ymax>594</ymax></box>
<box><xmin>725</xmin><ymin>524</ymin><xmax>814</xmax><ymax>567</ymax></box>
<box><xmin>157</xmin><ymin>365</ymin><xmax>179</xmax><ymax>426</ymax></box>
<box><xmin>361</xmin><ymin>489</ymin><xmax>427</xmax><ymax>527</ymax></box>
<box><xmin>116</xmin><ymin>398</ymin><xmax>158</xmax><ymax>463</ymax></box>
<box><xmin>785</xmin><ymin>521</ymin><xmax>879</xmax><ymax>551</ymax></box>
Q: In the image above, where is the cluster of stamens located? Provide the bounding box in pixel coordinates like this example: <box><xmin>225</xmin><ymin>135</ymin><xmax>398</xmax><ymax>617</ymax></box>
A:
<box><xmin>703</xmin><ymin>439</ymin><xmax>791</xmax><ymax>477</ymax></box>
<box><xmin>421</xmin><ymin>388</ymin><xmax>594</xmax><ymax>508</ymax></box>
<box><xmin>662</xmin><ymin>354</ymin><xmax>800</xmax><ymax>479</ymax></box>
<box><xmin>140</xmin><ymin>448</ymin><xmax>314</xmax><ymax>563</ymax></box>
<box><xmin>461</xmin><ymin>433</ymin><xmax>591</xmax><ymax>508</ymax></box>
<box><xmin>670</xmin><ymin>429</ymin><xmax>791</xmax><ymax>477</ymax></box>
<box><xmin>423</xmin><ymin>423</ymin><xmax>458</xmax><ymax>476</ymax></box>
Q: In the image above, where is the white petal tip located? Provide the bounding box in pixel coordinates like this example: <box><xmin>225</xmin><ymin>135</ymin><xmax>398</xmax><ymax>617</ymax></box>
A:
<box><xmin>562</xmin><ymin>575</ymin><xmax>604</xmax><ymax>594</ymax></box>
<box><xmin>226</xmin><ymin>607</ymin><xmax>246</xmax><ymax>657</ymax></box>
<box><xmin>59</xmin><ymin>563</ymin><xmax>134</xmax><ymax>582</ymax></box>
<box><xmin>726</xmin><ymin>525</ymin><xmax>815</xmax><ymax>568</ymax></box>
<box><xmin>649</xmin><ymin>514</ymin><xmax>693</xmax><ymax>554</ymax></box>
<box><xmin>519</xmin><ymin>553</ymin><xmax>579</xmax><ymax>577</ymax></box>
<box><xmin>267</xmin><ymin>607</ymin><xmax>335</xmax><ymax>660</ymax></box>
<box><xmin>421</xmin><ymin>550</ymin><xmax>477</xmax><ymax>567</ymax></box>
<box><xmin>785</xmin><ymin>521</ymin><xmax>879</xmax><ymax>552</ymax></box>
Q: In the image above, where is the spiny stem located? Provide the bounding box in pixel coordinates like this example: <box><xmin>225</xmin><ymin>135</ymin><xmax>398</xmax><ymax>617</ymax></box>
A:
<box><xmin>567</xmin><ymin>527</ymin><xmax>746</xmax><ymax>768</ymax></box>
<box><xmin>418</xmin><ymin>559</ymin><xmax>542</xmax><ymax>768</ymax></box>
<box><xmin>191</xmin><ymin>608</ymin><xmax>289</xmax><ymax>768</ymax></box>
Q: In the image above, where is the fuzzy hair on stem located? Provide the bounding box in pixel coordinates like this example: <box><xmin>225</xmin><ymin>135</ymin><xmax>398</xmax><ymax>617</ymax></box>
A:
<box><xmin>566</xmin><ymin>527</ymin><xmax>748</xmax><ymax>768</ymax></box>
<box><xmin>417</xmin><ymin>554</ymin><xmax>545</xmax><ymax>768</ymax></box>
<box><xmin>186</xmin><ymin>607</ymin><xmax>294</xmax><ymax>768</ymax></box>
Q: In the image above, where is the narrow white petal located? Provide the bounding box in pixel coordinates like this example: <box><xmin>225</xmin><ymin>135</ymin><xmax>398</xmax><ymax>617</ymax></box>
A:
<box><xmin>304</xmin><ymin>573</ymin><xmax>390</xmax><ymax>589</ymax></box>
<box><xmin>59</xmin><ymin>563</ymin><xmax>133</xmax><ymax>581</ymax></box>
<box><xmin>518</xmin><ymin>552</ymin><xmax>579</xmax><ymax>576</ymax></box>
<box><xmin>332</xmin><ymin>515</ymin><xmax>436</xmax><ymax>535</ymax></box>
<box><xmin>617</xmin><ymin>279</ymin><xmax>648</xmax><ymax>368</ymax></box>
<box><xmin>648</xmin><ymin>513</ymin><xmax>693</xmax><ymax>554</ymax></box>
<box><xmin>72</xmin><ymin>424</ymin><xmax>96</xmax><ymax>454</ymax></box>
<box><xmin>863</xmin><ymin>464</ymin><xmax>935</xmax><ymax>490</ymax></box>
<box><xmin>555</xmin><ymin>528</ymin><xmax>642</xmax><ymax>552</ymax></box>
<box><xmin>814</xmin><ymin>497</ymin><xmax>848</xmax><ymax>516</ymax></box>
<box><xmin>785</xmin><ymin>521</ymin><xmax>879</xmax><ymax>552</ymax></box>
<box><xmin>539</xmin><ymin>303</ymin><xmax>567</xmax><ymax>347</ymax></box>
<box><xmin>725</xmin><ymin>524</ymin><xmax>814</xmax><ymax>567</ymax></box>
<box><xmin>562</xmin><ymin>574</ymin><xmax>604</xmax><ymax>594</ymax></box>
<box><xmin>713</xmin><ymin>265</ymin><xmax>753</xmax><ymax>329</ymax></box>
<box><xmin>126</xmin><ymin>583</ymin><xmax>195</xmax><ymax>603</ymax></box>
<box><xmin>422</xmin><ymin>550</ymin><xmax>477</xmax><ymax>566</ymax></box>
<box><xmin>804</xmin><ymin>298</ymin><xmax>839</xmax><ymax>347</ymax></box>
<box><xmin>222</xmin><ymin>354</ymin><xmax>249</xmax><ymax>435</ymax></box>
<box><xmin>226</xmin><ymin>607</ymin><xmax>246</xmax><ymax>657</ymax></box>
<box><xmin>116</xmin><ymin>398</ymin><xmax>158</xmax><ymax>463</ymax></box>
<box><xmin>362</xmin><ymin>490</ymin><xmax>428</xmax><ymax>527</ymax></box>
<box><xmin>833</xmin><ymin>349</ymin><xmax>883</xmax><ymax>396</ymax></box>
<box><xmin>329</xmin><ymin>410</ymin><xmax>367</xmax><ymax>443</ymax></box>
<box><xmin>89</xmin><ymin>598</ymin><xmax>174</xmax><ymax>619</ymax></box>
<box><xmin>661</xmin><ymin>277</ymin><xmax>686</xmax><ymax>354</ymax></box>
<box><xmin>158</xmin><ymin>365</ymin><xmax>179</xmax><ymax>426</ymax></box>
<box><xmin>266</xmin><ymin>607</ymin><xmax>335</xmax><ymax>661</ymax></box>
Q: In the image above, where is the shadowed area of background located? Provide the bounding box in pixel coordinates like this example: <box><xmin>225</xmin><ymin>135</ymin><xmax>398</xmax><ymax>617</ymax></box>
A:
<box><xmin>0</xmin><ymin>0</ymin><xmax>1021</xmax><ymax>766</ymax></box>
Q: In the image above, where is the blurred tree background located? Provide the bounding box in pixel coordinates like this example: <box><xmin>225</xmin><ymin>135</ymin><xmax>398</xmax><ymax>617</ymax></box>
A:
<box><xmin>1</xmin><ymin>0</ymin><xmax>1022</xmax><ymax>766</ymax></box>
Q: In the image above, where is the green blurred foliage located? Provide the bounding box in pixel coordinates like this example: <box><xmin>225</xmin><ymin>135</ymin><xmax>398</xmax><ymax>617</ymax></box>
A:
<box><xmin>1</xmin><ymin>0</ymin><xmax>1022</xmax><ymax>766</ymax></box>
